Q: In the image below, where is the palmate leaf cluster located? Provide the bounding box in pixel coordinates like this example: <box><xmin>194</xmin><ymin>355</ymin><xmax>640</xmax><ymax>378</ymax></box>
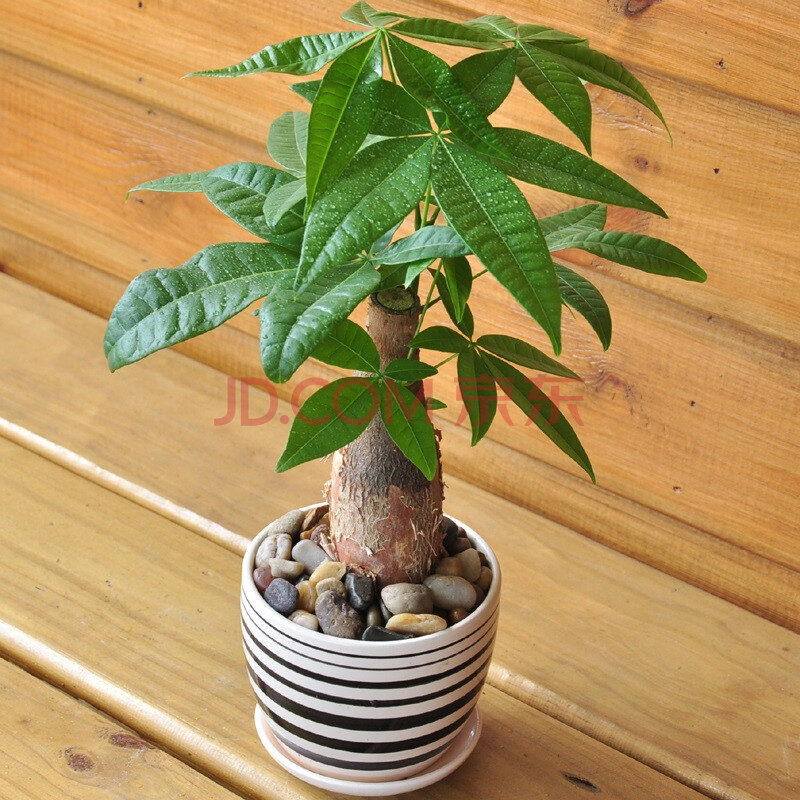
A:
<box><xmin>105</xmin><ymin>2</ymin><xmax>706</xmax><ymax>482</ymax></box>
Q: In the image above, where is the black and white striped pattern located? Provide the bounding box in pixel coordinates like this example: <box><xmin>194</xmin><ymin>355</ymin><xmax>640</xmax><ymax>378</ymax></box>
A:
<box><xmin>241</xmin><ymin>510</ymin><xmax>501</xmax><ymax>782</ymax></box>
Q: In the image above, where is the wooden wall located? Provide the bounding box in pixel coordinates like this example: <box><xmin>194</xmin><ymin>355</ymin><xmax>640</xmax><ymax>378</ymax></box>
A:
<box><xmin>1</xmin><ymin>0</ymin><xmax>798</xmax><ymax>629</ymax></box>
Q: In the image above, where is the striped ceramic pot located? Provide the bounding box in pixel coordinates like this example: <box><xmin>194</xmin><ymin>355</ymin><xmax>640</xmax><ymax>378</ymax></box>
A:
<box><xmin>241</xmin><ymin>507</ymin><xmax>501</xmax><ymax>783</ymax></box>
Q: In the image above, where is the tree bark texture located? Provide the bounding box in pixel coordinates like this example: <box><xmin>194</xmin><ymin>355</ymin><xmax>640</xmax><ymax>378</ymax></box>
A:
<box><xmin>326</xmin><ymin>290</ymin><xmax>444</xmax><ymax>587</ymax></box>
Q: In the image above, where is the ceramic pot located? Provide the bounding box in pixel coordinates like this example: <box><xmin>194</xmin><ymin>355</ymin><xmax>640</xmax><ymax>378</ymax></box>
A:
<box><xmin>240</xmin><ymin>507</ymin><xmax>500</xmax><ymax>785</ymax></box>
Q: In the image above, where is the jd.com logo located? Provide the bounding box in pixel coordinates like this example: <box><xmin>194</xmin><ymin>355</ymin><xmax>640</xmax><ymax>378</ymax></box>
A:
<box><xmin>213</xmin><ymin>376</ymin><xmax>584</xmax><ymax>428</ymax></box>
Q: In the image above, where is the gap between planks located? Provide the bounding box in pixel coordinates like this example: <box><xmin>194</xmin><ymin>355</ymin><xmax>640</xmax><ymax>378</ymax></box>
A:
<box><xmin>0</xmin><ymin>415</ymin><xmax>758</xmax><ymax>800</ymax></box>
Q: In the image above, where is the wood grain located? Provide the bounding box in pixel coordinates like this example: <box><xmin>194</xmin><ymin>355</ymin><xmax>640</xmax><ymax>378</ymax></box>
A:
<box><xmin>0</xmin><ymin>439</ymin><xmax>714</xmax><ymax>800</ymax></box>
<box><xmin>1</xmin><ymin>275</ymin><xmax>799</xmax><ymax>799</ymax></box>
<box><xmin>0</xmin><ymin>657</ymin><xmax>239</xmax><ymax>800</ymax></box>
<box><xmin>1</xmin><ymin>10</ymin><xmax>799</xmax><ymax>345</ymax></box>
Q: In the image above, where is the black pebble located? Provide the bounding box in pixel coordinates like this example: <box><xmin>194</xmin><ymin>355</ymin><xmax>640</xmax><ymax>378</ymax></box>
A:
<box><xmin>264</xmin><ymin>578</ymin><xmax>298</xmax><ymax>615</ymax></box>
<box><xmin>345</xmin><ymin>572</ymin><xmax>374</xmax><ymax>612</ymax></box>
<box><xmin>362</xmin><ymin>626</ymin><xmax>414</xmax><ymax>642</ymax></box>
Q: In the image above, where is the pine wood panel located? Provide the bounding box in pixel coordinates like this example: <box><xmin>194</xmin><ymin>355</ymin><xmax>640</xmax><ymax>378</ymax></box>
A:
<box><xmin>0</xmin><ymin>439</ymin><xmax>716</xmax><ymax>800</ymax></box>
<box><xmin>1</xmin><ymin>3</ymin><xmax>799</xmax><ymax>344</ymax></box>
<box><xmin>1</xmin><ymin>275</ymin><xmax>799</xmax><ymax>800</ymax></box>
<box><xmin>0</xmin><ymin>657</ymin><xmax>240</xmax><ymax>800</ymax></box>
<box><xmin>1</xmin><ymin>51</ymin><xmax>799</xmax><ymax>577</ymax></box>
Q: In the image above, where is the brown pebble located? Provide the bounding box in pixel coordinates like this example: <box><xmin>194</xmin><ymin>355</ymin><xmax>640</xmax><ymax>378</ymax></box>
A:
<box><xmin>296</xmin><ymin>580</ymin><xmax>317</xmax><ymax>613</ymax></box>
<box><xmin>386</xmin><ymin>613</ymin><xmax>447</xmax><ymax>636</ymax></box>
<box><xmin>302</xmin><ymin>505</ymin><xmax>328</xmax><ymax>531</ymax></box>
<box><xmin>316</xmin><ymin>577</ymin><xmax>346</xmax><ymax>597</ymax></box>
<box><xmin>478</xmin><ymin>551</ymin><xmax>489</xmax><ymax>567</ymax></box>
<box><xmin>456</xmin><ymin>548</ymin><xmax>482</xmax><ymax>582</ymax></box>
<box><xmin>475</xmin><ymin>566</ymin><xmax>492</xmax><ymax>592</ymax></box>
<box><xmin>253</xmin><ymin>567</ymin><xmax>273</xmax><ymax>593</ymax></box>
<box><xmin>449</xmin><ymin>607</ymin><xmax>469</xmax><ymax>625</ymax></box>
<box><xmin>299</xmin><ymin>529</ymin><xmax>312</xmax><ymax>540</ymax></box>
<box><xmin>472</xmin><ymin>584</ymin><xmax>485</xmax><ymax>609</ymax></box>
<box><xmin>366</xmin><ymin>605</ymin><xmax>382</xmax><ymax>627</ymax></box>
<box><xmin>435</xmin><ymin>556</ymin><xmax>463</xmax><ymax>577</ymax></box>
<box><xmin>448</xmin><ymin>536</ymin><xmax>473</xmax><ymax>555</ymax></box>
<box><xmin>309</xmin><ymin>560</ymin><xmax>346</xmax><ymax>587</ymax></box>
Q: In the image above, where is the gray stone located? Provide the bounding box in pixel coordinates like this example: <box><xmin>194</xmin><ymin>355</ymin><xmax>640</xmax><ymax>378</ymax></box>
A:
<box><xmin>423</xmin><ymin>575</ymin><xmax>477</xmax><ymax>611</ymax></box>
<box><xmin>381</xmin><ymin>583</ymin><xmax>433</xmax><ymax>615</ymax></box>
<box><xmin>264</xmin><ymin>578</ymin><xmax>298</xmax><ymax>615</ymax></box>
<box><xmin>268</xmin><ymin>558</ymin><xmax>304</xmax><ymax>580</ymax></box>
<box><xmin>345</xmin><ymin>573</ymin><xmax>375</xmax><ymax>612</ymax></box>
<box><xmin>292</xmin><ymin>539</ymin><xmax>329</xmax><ymax>574</ymax></box>
<box><xmin>362</xmin><ymin>625</ymin><xmax>414</xmax><ymax>642</ymax></box>
<box><xmin>263</xmin><ymin>508</ymin><xmax>305</xmax><ymax>538</ymax></box>
<box><xmin>455</xmin><ymin>548</ymin><xmax>482</xmax><ymax>582</ymax></box>
<box><xmin>315</xmin><ymin>591</ymin><xmax>364</xmax><ymax>639</ymax></box>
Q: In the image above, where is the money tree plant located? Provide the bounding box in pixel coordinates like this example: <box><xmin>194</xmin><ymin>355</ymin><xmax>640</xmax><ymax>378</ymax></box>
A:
<box><xmin>105</xmin><ymin>2</ymin><xmax>705</xmax><ymax>586</ymax></box>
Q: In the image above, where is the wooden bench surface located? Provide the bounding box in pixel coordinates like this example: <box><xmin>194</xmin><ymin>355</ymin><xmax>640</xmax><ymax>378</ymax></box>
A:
<box><xmin>1</xmin><ymin>273</ymin><xmax>798</xmax><ymax>800</ymax></box>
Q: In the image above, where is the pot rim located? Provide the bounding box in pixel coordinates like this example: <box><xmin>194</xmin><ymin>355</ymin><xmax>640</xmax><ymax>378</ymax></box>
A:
<box><xmin>242</xmin><ymin>504</ymin><xmax>501</xmax><ymax>655</ymax></box>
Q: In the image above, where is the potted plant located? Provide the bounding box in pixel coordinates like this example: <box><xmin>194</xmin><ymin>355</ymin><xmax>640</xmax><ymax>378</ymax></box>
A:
<box><xmin>105</xmin><ymin>2</ymin><xmax>705</xmax><ymax>793</ymax></box>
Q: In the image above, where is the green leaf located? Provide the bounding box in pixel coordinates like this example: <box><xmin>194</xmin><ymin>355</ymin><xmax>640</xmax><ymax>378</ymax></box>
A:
<box><xmin>452</xmin><ymin>48</ymin><xmax>516</xmax><ymax>116</ymax></box>
<box><xmin>463</xmin><ymin>15</ymin><xmax>518</xmax><ymax>40</ymax></box>
<box><xmin>380</xmin><ymin>381</ymin><xmax>438</xmax><ymax>479</ymax></box>
<box><xmin>262</xmin><ymin>179</ymin><xmax>307</xmax><ymax>229</ymax></box>
<box><xmin>378</xmin><ymin>258</ymin><xmax>435</xmax><ymax>291</ymax></box>
<box><xmin>432</xmin><ymin>139</ymin><xmax>562</xmax><ymax>353</ymax></box>
<box><xmin>482</xmin><ymin>352</ymin><xmax>594</xmax><ymax>481</ymax></box>
<box><xmin>378</xmin><ymin>226</ymin><xmax>470</xmax><ymax>265</ymax></box>
<box><xmin>549</xmin><ymin>230</ymin><xmax>706</xmax><ymax>281</ymax></box>
<box><xmin>516</xmin><ymin>41</ymin><xmax>593</xmax><ymax>154</ymax></box>
<box><xmin>390</xmin><ymin>17</ymin><xmax>501</xmax><ymax>49</ymax></box>
<box><xmin>312</xmin><ymin>318</ymin><xmax>380</xmax><ymax>372</ymax></box>
<box><xmin>435</xmin><ymin>270</ymin><xmax>475</xmax><ymax>337</ymax></box>
<box><xmin>305</xmin><ymin>37</ymin><xmax>382</xmax><ymax>210</ymax></box>
<box><xmin>277</xmin><ymin>377</ymin><xmax>380</xmax><ymax>471</ymax></box>
<box><xmin>410</xmin><ymin>325</ymin><xmax>469</xmax><ymax>353</ymax></box>
<box><xmin>387</xmin><ymin>35</ymin><xmax>510</xmax><ymax>160</ymax></box>
<box><xmin>427</xmin><ymin>397</ymin><xmax>447</xmax><ymax>410</ymax></box>
<box><xmin>292</xmin><ymin>78</ymin><xmax>432</xmax><ymax>137</ymax></box>
<box><xmin>187</xmin><ymin>31</ymin><xmax>371</xmax><ymax>77</ymax></box>
<box><xmin>268</xmin><ymin>112</ymin><xmax>308</xmax><ymax>176</ymax></box>
<box><xmin>517</xmin><ymin>25</ymin><xmax>587</xmax><ymax>44</ymax></box>
<box><xmin>539</xmin><ymin>204</ymin><xmax>607</xmax><ymax>238</ymax></box>
<box><xmin>342</xmin><ymin>1</ymin><xmax>404</xmax><ymax>27</ymax></box>
<box><xmin>533</xmin><ymin>41</ymin><xmax>668</xmax><ymax>133</ymax></box>
<box><xmin>554</xmin><ymin>264</ymin><xmax>612</xmax><ymax>350</ymax></box>
<box><xmin>297</xmin><ymin>136</ymin><xmax>434</xmax><ymax>291</ymax></box>
<box><xmin>104</xmin><ymin>243</ymin><xmax>297</xmax><ymax>371</ymax></box>
<box><xmin>128</xmin><ymin>171</ymin><xmax>210</xmax><ymax>195</ymax></box>
<box><xmin>200</xmin><ymin>162</ymin><xmax>295</xmax><ymax>240</ymax></box>
<box><xmin>476</xmin><ymin>334</ymin><xmax>580</xmax><ymax>378</ymax></box>
<box><xmin>442</xmin><ymin>256</ymin><xmax>472</xmax><ymax>323</ymax></box>
<box><xmin>260</xmin><ymin>262</ymin><xmax>381</xmax><ymax>383</ymax></box>
<box><xmin>384</xmin><ymin>358</ymin><xmax>438</xmax><ymax>382</ymax></box>
<box><xmin>492</xmin><ymin>128</ymin><xmax>666</xmax><ymax>217</ymax></box>
<box><xmin>457</xmin><ymin>347</ymin><xmax>496</xmax><ymax>445</ymax></box>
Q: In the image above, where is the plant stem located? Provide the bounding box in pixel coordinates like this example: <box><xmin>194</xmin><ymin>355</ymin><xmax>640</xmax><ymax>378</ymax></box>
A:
<box><xmin>407</xmin><ymin>261</ymin><xmax>442</xmax><ymax>357</ymax></box>
<box><xmin>433</xmin><ymin>352</ymin><xmax>459</xmax><ymax>369</ymax></box>
<box><xmin>420</xmin><ymin>183</ymin><xmax>433</xmax><ymax>228</ymax></box>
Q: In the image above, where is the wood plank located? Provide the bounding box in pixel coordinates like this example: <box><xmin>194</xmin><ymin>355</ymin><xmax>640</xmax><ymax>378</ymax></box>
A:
<box><xmin>0</xmin><ymin>657</ymin><xmax>240</xmax><ymax>800</ymax></box>
<box><xmin>0</xmin><ymin>440</ymin><xmax>712</xmax><ymax>800</ymax></box>
<box><xmin>1</xmin><ymin>277</ymin><xmax>799</xmax><ymax>799</ymax></box>
<box><xmin>1</xmin><ymin>17</ymin><xmax>799</xmax><ymax>347</ymax></box>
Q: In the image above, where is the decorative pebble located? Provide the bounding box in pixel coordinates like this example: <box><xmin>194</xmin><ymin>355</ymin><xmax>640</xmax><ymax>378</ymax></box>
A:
<box><xmin>379</xmin><ymin>597</ymin><xmax>392</xmax><ymax>622</ymax></box>
<box><xmin>302</xmin><ymin>505</ymin><xmax>328</xmax><ymax>531</ymax></box>
<box><xmin>309</xmin><ymin>561</ymin><xmax>346</xmax><ymax>587</ymax></box>
<box><xmin>299</xmin><ymin>529</ymin><xmax>312</xmax><ymax>540</ymax></box>
<box><xmin>449</xmin><ymin>607</ymin><xmax>469</xmax><ymax>625</ymax></box>
<box><xmin>362</xmin><ymin>625</ymin><xmax>414</xmax><ymax>641</ymax></box>
<box><xmin>264</xmin><ymin>509</ymin><xmax>305</xmax><ymax>538</ymax></box>
<box><xmin>478</xmin><ymin>551</ymin><xmax>489</xmax><ymax>568</ymax></box>
<box><xmin>264</xmin><ymin>578</ymin><xmax>298</xmax><ymax>615</ymax></box>
<box><xmin>385</xmin><ymin>613</ymin><xmax>447</xmax><ymax>637</ymax></box>
<box><xmin>455</xmin><ymin>548</ymin><xmax>482</xmax><ymax>582</ymax></box>
<box><xmin>292</xmin><ymin>540</ymin><xmax>329</xmax><ymax>574</ymax></box>
<box><xmin>366</xmin><ymin>605</ymin><xmax>382</xmax><ymax>627</ymax></box>
<box><xmin>268</xmin><ymin>558</ymin><xmax>304</xmax><ymax>580</ymax></box>
<box><xmin>296</xmin><ymin>580</ymin><xmax>317</xmax><ymax>613</ymax></box>
<box><xmin>472</xmin><ymin>584</ymin><xmax>485</xmax><ymax>609</ymax></box>
<box><xmin>310</xmin><ymin>523</ymin><xmax>330</xmax><ymax>547</ymax></box>
<box><xmin>435</xmin><ymin>556</ymin><xmax>463</xmax><ymax>577</ymax></box>
<box><xmin>289</xmin><ymin>610</ymin><xmax>319</xmax><ymax>632</ymax></box>
<box><xmin>475</xmin><ymin>566</ymin><xmax>492</xmax><ymax>592</ymax></box>
<box><xmin>447</xmin><ymin>535</ymin><xmax>473</xmax><ymax>555</ymax></box>
<box><xmin>423</xmin><ymin>575</ymin><xmax>477</xmax><ymax>611</ymax></box>
<box><xmin>255</xmin><ymin>533</ymin><xmax>292</xmax><ymax>567</ymax></box>
<box><xmin>345</xmin><ymin>573</ymin><xmax>375</xmax><ymax>612</ymax></box>
<box><xmin>252</xmin><ymin>566</ymin><xmax>273</xmax><ymax>593</ymax></box>
<box><xmin>316</xmin><ymin>577</ymin><xmax>346</xmax><ymax>597</ymax></box>
<box><xmin>381</xmin><ymin>583</ymin><xmax>433</xmax><ymax>615</ymax></box>
<box><xmin>315</xmin><ymin>591</ymin><xmax>364</xmax><ymax>639</ymax></box>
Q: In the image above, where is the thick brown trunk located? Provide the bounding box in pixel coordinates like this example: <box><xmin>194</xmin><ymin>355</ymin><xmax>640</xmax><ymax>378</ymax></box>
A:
<box><xmin>326</xmin><ymin>289</ymin><xmax>444</xmax><ymax>587</ymax></box>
